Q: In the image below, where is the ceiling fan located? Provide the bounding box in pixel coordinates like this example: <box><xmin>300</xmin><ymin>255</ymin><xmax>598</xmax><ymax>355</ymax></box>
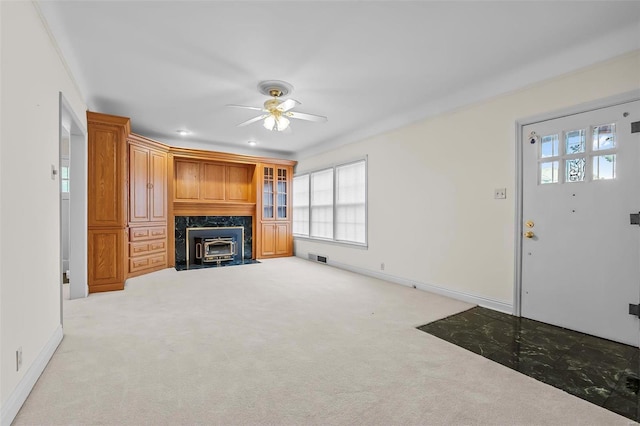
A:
<box><xmin>227</xmin><ymin>80</ymin><xmax>327</xmax><ymax>132</ymax></box>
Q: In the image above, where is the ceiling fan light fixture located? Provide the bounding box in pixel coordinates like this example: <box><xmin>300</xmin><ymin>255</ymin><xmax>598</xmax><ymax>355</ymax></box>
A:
<box><xmin>229</xmin><ymin>80</ymin><xmax>326</xmax><ymax>131</ymax></box>
<box><xmin>262</xmin><ymin>114</ymin><xmax>290</xmax><ymax>132</ymax></box>
<box><xmin>277</xmin><ymin>116</ymin><xmax>290</xmax><ymax>131</ymax></box>
<box><xmin>263</xmin><ymin>115</ymin><xmax>276</xmax><ymax>131</ymax></box>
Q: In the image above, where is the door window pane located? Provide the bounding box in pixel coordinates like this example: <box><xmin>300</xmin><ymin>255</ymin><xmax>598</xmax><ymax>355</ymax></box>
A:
<box><xmin>540</xmin><ymin>161</ymin><xmax>559</xmax><ymax>185</ymax></box>
<box><xmin>593</xmin><ymin>155</ymin><xmax>616</xmax><ymax>180</ymax></box>
<box><xmin>540</xmin><ymin>134</ymin><xmax>559</xmax><ymax>158</ymax></box>
<box><xmin>565</xmin><ymin>129</ymin><xmax>585</xmax><ymax>154</ymax></box>
<box><xmin>565</xmin><ymin>158</ymin><xmax>586</xmax><ymax>182</ymax></box>
<box><xmin>593</xmin><ymin>124</ymin><xmax>616</xmax><ymax>151</ymax></box>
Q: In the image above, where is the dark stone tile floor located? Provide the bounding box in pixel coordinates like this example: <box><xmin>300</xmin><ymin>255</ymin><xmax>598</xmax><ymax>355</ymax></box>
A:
<box><xmin>417</xmin><ymin>306</ymin><xmax>640</xmax><ymax>421</ymax></box>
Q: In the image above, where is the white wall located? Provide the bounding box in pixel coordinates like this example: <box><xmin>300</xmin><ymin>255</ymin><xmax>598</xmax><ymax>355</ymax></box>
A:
<box><xmin>0</xmin><ymin>0</ymin><xmax>4</xmax><ymax>414</ymax></box>
<box><xmin>294</xmin><ymin>50</ymin><xmax>640</xmax><ymax>310</ymax></box>
<box><xmin>0</xmin><ymin>2</ymin><xmax>86</xmax><ymax>424</ymax></box>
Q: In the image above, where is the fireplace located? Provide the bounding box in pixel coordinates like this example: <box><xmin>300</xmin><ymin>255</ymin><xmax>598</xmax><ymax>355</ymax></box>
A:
<box><xmin>185</xmin><ymin>226</ymin><xmax>244</xmax><ymax>269</ymax></box>
<box><xmin>194</xmin><ymin>237</ymin><xmax>235</xmax><ymax>264</ymax></box>
<box><xmin>174</xmin><ymin>216</ymin><xmax>254</xmax><ymax>270</ymax></box>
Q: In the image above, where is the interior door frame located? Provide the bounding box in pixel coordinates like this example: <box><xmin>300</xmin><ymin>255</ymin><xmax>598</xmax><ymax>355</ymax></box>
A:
<box><xmin>59</xmin><ymin>93</ymin><xmax>88</xmax><ymax>326</ymax></box>
<box><xmin>513</xmin><ymin>89</ymin><xmax>640</xmax><ymax>317</ymax></box>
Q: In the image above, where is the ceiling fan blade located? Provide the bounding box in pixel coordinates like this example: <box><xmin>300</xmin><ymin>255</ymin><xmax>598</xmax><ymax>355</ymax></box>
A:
<box><xmin>287</xmin><ymin>111</ymin><xmax>328</xmax><ymax>123</ymax></box>
<box><xmin>276</xmin><ymin>99</ymin><xmax>300</xmax><ymax>112</ymax></box>
<box><xmin>226</xmin><ymin>104</ymin><xmax>265</xmax><ymax>112</ymax></box>
<box><xmin>237</xmin><ymin>114</ymin><xmax>268</xmax><ymax>127</ymax></box>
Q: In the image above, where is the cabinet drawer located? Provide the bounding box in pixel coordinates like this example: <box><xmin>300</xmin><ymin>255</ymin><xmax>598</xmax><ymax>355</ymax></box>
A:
<box><xmin>129</xmin><ymin>226</ymin><xmax>166</xmax><ymax>242</ymax></box>
<box><xmin>129</xmin><ymin>239</ymin><xmax>166</xmax><ymax>257</ymax></box>
<box><xmin>129</xmin><ymin>253</ymin><xmax>166</xmax><ymax>273</ymax></box>
<box><xmin>149</xmin><ymin>240</ymin><xmax>166</xmax><ymax>252</ymax></box>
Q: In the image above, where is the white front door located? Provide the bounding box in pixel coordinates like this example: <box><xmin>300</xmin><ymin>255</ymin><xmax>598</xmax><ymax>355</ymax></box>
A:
<box><xmin>521</xmin><ymin>100</ymin><xmax>640</xmax><ymax>346</ymax></box>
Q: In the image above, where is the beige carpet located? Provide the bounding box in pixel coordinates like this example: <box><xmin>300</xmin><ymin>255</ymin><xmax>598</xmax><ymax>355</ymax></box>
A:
<box><xmin>14</xmin><ymin>257</ymin><xmax>628</xmax><ymax>425</ymax></box>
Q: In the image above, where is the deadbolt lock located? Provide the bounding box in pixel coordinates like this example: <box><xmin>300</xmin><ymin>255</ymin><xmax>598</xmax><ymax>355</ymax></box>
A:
<box><xmin>524</xmin><ymin>231</ymin><xmax>535</xmax><ymax>239</ymax></box>
<box><xmin>525</xmin><ymin>221</ymin><xmax>534</xmax><ymax>228</ymax></box>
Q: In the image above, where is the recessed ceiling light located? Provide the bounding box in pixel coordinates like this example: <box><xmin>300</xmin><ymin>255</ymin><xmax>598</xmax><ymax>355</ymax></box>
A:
<box><xmin>176</xmin><ymin>129</ymin><xmax>191</xmax><ymax>136</ymax></box>
<box><xmin>247</xmin><ymin>140</ymin><xmax>258</xmax><ymax>146</ymax></box>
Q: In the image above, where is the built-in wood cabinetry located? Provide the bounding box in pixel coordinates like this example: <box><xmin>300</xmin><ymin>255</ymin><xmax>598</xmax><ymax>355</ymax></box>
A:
<box><xmin>129</xmin><ymin>139</ymin><xmax>167</xmax><ymax>223</ymax></box>
<box><xmin>261</xmin><ymin>223</ymin><xmax>291</xmax><ymax>257</ymax></box>
<box><xmin>87</xmin><ymin>111</ymin><xmax>296</xmax><ymax>291</ymax></box>
<box><xmin>174</xmin><ymin>159</ymin><xmax>253</xmax><ymax>203</ymax></box>
<box><xmin>128</xmin><ymin>225</ymin><xmax>167</xmax><ymax>274</ymax></box>
<box><xmin>87</xmin><ymin>112</ymin><xmax>130</xmax><ymax>293</ymax></box>
<box><xmin>258</xmin><ymin>164</ymin><xmax>293</xmax><ymax>258</ymax></box>
<box><xmin>127</xmin><ymin>135</ymin><xmax>169</xmax><ymax>277</ymax></box>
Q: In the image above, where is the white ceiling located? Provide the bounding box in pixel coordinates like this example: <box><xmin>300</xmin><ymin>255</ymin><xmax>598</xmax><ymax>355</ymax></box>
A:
<box><xmin>37</xmin><ymin>1</ymin><xmax>640</xmax><ymax>159</ymax></box>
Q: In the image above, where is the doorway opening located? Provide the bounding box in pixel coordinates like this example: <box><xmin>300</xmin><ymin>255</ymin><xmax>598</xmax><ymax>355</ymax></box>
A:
<box><xmin>59</xmin><ymin>93</ymin><xmax>87</xmax><ymax>313</ymax></box>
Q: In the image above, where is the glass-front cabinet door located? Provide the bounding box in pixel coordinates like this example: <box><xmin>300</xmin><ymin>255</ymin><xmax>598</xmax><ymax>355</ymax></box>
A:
<box><xmin>259</xmin><ymin>162</ymin><xmax>294</xmax><ymax>259</ymax></box>
<box><xmin>277</xmin><ymin>167</ymin><xmax>288</xmax><ymax>219</ymax></box>
<box><xmin>262</xmin><ymin>165</ymin><xmax>289</xmax><ymax>221</ymax></box>
<box><xmin>263</xmin><ymin>166</ymin><xmax>275</xmax><ymax>219</ymax></box>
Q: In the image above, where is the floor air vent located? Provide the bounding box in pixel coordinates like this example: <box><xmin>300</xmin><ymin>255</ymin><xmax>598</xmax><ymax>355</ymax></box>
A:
<box><xmin>308</xmin><ymin>253</ymin><xmax>327</xmax><ymax>264</ymax></box>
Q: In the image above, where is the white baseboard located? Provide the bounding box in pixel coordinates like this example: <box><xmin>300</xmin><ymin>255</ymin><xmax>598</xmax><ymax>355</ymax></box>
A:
<box><xmin>1</xmin><ymin>325</ymin><xmax>63</xmax><ymax>426</ymax></box>
<box><xmin>301</xmin><ymin>255</ymin><xmax>513</xmax><ymax>314</ymax></box>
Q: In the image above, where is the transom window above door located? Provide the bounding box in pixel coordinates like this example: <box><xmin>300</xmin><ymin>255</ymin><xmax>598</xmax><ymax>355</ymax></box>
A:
<box><xmin>538</xmin><ymin>123</ymin><xmax>616</xmax><ymax>185</ymax></box>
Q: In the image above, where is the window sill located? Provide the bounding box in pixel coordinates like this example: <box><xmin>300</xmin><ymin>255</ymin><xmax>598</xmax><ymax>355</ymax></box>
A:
<box><xmin>293</xmin><ymin>235</ymin><xmax>368</xmax><ymax>250</ymax></box>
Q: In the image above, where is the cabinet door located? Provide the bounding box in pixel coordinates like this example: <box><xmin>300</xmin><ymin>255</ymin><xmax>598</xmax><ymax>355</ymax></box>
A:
<box><xmin>129</xmin><ymin>144</ymin><xmax>150</xmax><ymax>223</ymax></box>
<box><xmin>262</xmin><ymin>166</ymin><xmax>275</xmax><ymax>219</ymax></box>
<box><xmin>175</xmin><ymin>160</ymin><xmax>200</xmax><ymax>199</ymax></box>
<box><xmin>276</xmin><ymin>167</ymin><xmax>289</xmax><ymax>220</ymax></box>
<box><xmin>227</xmin><ymin>165</ymin><xmax>250</xmax><ymax>201</ymax></box>
<box><xmin>202</xmin><ymin>163</ymin><xmax>225</xmax><ymax>200</ymax></box>
<box><xmin>261</xmin><ymin>222</ymin><xmax>291</xmax><ymax>257</ymax></box>
<box><xmin>261</xmin><ymin>223</ymin><xmax>277</xmax><ymax>256</ymax></box>
<box><xmin>88</xmin><ymin>228</ymin><xmax>124</xmax><ymax>288</ymax></box>
<box><xmin>150</xmin><ymin>149</ymin><xmax>167</xmax><ymax>221</ymax></box>
<box><xmin>275</xmin><ymin>222</ymin><xmax>290</xmax><ymax>255</ymax></box>
<box><xmin>88</xmin><ymin>124</ymin><xmax>126</xmax><ymax>227</ymax></box>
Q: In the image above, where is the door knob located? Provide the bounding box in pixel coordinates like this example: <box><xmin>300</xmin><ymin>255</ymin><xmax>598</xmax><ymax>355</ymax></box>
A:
<box><xmin>524</xmin><ymin>231</ymin><xmax>535</xmax><ymax>239</ymax></box>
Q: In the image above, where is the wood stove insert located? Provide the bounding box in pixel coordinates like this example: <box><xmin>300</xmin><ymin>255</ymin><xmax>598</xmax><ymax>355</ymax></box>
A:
<box><xmin>185</xmin><ymin>226</ymin><xmax>244</xmax><ymax>269</ymax></box>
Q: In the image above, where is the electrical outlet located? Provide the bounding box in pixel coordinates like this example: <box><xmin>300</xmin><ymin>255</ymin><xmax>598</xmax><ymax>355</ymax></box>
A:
<box><xmin>380</xmin><ymin>262</ymin><xmax>385</xmax><ymax>271</ymax></box>
<box><xmin>16</xmin><ymin>347</ymin><xmax>22</xmax><ymax>371</ymax></box>
<box><xmin>494</xmin><ymin>188</ymin><xmax>507</xmax><ymax>199</ymax></box>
